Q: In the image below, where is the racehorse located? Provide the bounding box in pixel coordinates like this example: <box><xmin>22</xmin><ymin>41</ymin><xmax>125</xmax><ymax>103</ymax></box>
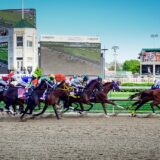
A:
<box><xmin>62</xmin><ymin>79</ymin><xmax>103</xmax><ymax>113</ymax></box>
<box><xmin>20</xmin><ymin>79</ymin><xmax>52</xmax><ymax>120</ymax></box>
<box><xmin>90</xmin><ymin>81</ymin><xmax>122</xmax><ymax>116</ymax></box>
<box><xmin>32</xmin><ymin>80</ymin><xmax>71</xmax><ymax>119</ymax></box>
<box><xmin>0</xmin><ymin>82</ymin><xmax>23</xmax><ymax>114</ymax></box>
<box><xmin>128</xmin><ymin>89</ymin><xmax>160</xmax><ymax>116</ymax></box>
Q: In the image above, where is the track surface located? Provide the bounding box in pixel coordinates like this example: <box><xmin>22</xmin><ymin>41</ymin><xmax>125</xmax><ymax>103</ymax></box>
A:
<box><xmin>0</xmin><ymin>114</ymin><xmax>160</xmax><ymax>160</ymax></box>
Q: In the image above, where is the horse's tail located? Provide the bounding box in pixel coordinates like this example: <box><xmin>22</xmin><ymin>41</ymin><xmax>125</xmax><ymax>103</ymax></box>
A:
<box><xmin>129</xmin><ymin>92</ymin><xmax>142</xmax><ymax>100</ymax></box>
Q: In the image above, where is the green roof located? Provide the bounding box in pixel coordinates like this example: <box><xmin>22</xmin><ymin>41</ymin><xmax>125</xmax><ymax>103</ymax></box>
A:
<box><xmin>14</xmin><ymin>19</ymin><xmax>35</xmax><ymax>28</ymax></box>
<box><xmin>141</xmin><ymin>48</ymin><xmax>160</xmax><ymax>52</ymax></box>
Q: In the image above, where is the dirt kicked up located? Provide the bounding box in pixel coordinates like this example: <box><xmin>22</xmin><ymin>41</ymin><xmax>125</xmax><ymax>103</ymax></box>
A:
<box><xmin>0</xmin><ymin>115</ymin><xmax>160</xmax><ymax>160</ymax></box>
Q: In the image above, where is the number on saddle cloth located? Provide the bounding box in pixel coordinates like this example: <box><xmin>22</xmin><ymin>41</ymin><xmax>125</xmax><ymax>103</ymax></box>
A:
<box><xmin>18</xmin><ymin>87</ymin><xmax>27</xmax><ymax>99</ymax></box>
<box><xmin>74</xmin><ymin>86</ymin><xmax>84</xmax><ymax>96</ymax></box>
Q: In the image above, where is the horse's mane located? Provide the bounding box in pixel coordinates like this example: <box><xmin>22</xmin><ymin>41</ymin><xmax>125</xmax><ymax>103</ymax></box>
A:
<box><xmin>86</xmin><ymin>79</ymin><xmax>97</xmax><ymax>88</ymax></box>
<box><xmin>103</xmin><ymin>82</ymin><xmax>112</xmax><ymax>86</ymax></box>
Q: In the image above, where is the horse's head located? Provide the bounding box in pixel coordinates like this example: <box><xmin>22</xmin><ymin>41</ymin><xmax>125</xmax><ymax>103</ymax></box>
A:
<box><xmin>112</xmin><ymin>80</ymin><xmax>120</xmax><ymax>92</ymax></box>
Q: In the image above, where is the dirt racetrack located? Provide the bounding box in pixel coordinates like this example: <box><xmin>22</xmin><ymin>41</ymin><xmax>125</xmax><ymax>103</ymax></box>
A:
<box><xmin>0</xmin><ymin>114</ymin><xmax>160</xmax><ymax>160</ymax></box>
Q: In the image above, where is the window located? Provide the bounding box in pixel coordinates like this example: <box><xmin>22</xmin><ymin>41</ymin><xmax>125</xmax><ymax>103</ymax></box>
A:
<box><xmin>27</xmin><ymin>40</ymin><xmax>33</xmax><ymax>47</ymax></box>
<box><xmin>17</xmin><ymin>36</ymin><xmax>23</xmax><ymax>47</ymax></box>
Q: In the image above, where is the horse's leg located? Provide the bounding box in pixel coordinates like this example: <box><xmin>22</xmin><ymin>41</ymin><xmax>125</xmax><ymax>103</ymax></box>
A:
<box><xmin>20</xmin><ymin>105</ymin><xmax>30</xmax><ymax>120</ymax></box>
<box><xmin>33</xmin><ymin>104</ymin><xmax>48</xmax><ymax>116</ymax></box>
<box><xmin>78</xmin><ymin>102</ymin><xmax>83</xmax><ymax>111</ymax></box>
<box><xmin>12</xmin><ymin>104</ymin><xmax>17</xmax><ymax>115</ymax></box>
<box><xmin>127</xmin><ymin>100</ymin><xmax>141</xmax><ymax>110</ymax></box>
<box><xmin>37</xmin><ymin>101</ymin><xmax>41</xmax><ymax>110</ymax></box>
<box><xmin>84</xmin><ymin>102</ymin><xmax>93</xmax><ymax>111</ymax></box>
<box><xmin>53</xmin><ymin>104</ymin><xmax>60</xmax><ymax>120</ymax></box>
<box><xmin>150</xmin><ymin>100</ymin><xmax>160</xmax><ymax>114</ymax></box>
<box><xmin>133</xmin><ymin>98</ymin><xmax>150</xmax><ymax>116</ymax></box>
<box><xmin>75</xmin><ymin>103</ymin><xmax>85</xmax><ymax>114</ymax></box>
<box><xmin>4</xmin><ymin>104</ymin><xmax>10</xmax><ymax>112</ymax></box>
<box><xmin>150</xmin><ymin>104</ymin><xmax>155</xmax><ymax>113</ymax></box>
<box><xmin>156</xmin><ymin>105</ymin><xmax>160</xmax><ymax>110</ymax></box>
<box><xmin>19</xmin><ymin>104</ymin><xmax>24</xmax><ymax>114</ymax></box>
<box><xmin>101</xmin><ymin>102</ymin><xmax>109</xmax><ymax>116</ymax></box>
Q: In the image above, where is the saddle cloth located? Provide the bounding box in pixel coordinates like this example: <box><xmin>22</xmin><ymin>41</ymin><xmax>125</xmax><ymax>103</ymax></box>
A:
<box><xmin>18</xmin><ymin>88</ymin><xmax>27</xmax><ymax>99</ymax></box>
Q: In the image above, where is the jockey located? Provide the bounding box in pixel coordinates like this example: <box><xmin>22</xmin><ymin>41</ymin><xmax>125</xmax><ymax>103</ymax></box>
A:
<box><xmin>70</xmin><ymin>76</ymin><xmax>84</xmax><ymax>96</ymax></box>
<box><xmin>25</xmin><ymin>73</ymin><xmax>40</xmax><ymax>98</ymax></box>
<box><xmin>89</xmin><ymin>76</ymin><xmax>103</xmax><ymax>98</ymax></box>
<box><xmin>39</xmin><ymin>74</ymin><xmax>55</xmax><ymax>87</ymax></box>
<box><xmin>151</xmin><ymin>79</ymin><xmax>160</xmax><ymax>89</ymax></box>
<box><xmin>0</xmin><ymin>76</ymin><xmax>8</xmax><ymax>87</ymax></box>
<box><xmin>82</xmin><ymin>75</ymin><xmax>89</xmax><ymax>87</ymax></box>
<box><xmin>38</xmin><ymin>74</ymin><xmax>56</xmax><ymax>100</ymax></box>
<box><xmin>17</xmin><ymin>76</ymin><xmax>32</xmax><ymax>87</ymax></box>
<box><xmin>65</xmin><ymin>76</ymin><xmax>73</xmax><ymax>86</ymax></box>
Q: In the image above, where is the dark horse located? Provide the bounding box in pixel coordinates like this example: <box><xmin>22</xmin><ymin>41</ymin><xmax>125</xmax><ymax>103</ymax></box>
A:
<box><xmin>20</xmin><ymin>79</ymin><xmax>54</xmax><ymax>120</ymax></box>
<box><xmin>62</xmin><ymin>79</ymin><xmax>103</xmax><ymax>113</ymax></box>
<box><xmin>31</xmin><ymin>80</ymin><xmax>71</xmax><ymax>119</ymax></box>
<box><xmin>128</xmin><ymin>89</ymin><xmax>160</xmax><ymax>116</ymax></box>
<box><xmin>90</xmin><ymin>81</ymin><xmax>123</xmax><ymax>116</ymax></box>
<box><xmin>2</xmin><ymin>83</ymin><xmax>24</xmax><ymax>114</ymax></box>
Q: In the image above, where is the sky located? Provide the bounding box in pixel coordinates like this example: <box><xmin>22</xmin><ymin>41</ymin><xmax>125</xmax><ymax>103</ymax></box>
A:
<box><xmin>0</xmin><ymin>0</ymin><xmax>160</xmax><ymax>63</ymax></box>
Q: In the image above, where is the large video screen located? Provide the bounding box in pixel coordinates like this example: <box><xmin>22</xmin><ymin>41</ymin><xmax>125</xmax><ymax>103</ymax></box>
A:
<box><xmin>41</xmin><ymin>42</ymin><xmax>101</xmax><ymax>64</ymax></box>
<box><xmin>0</xmin><ymin>9</ymin><xmax>36</xmax><ymax>28</ymax></box>
<box><xmin>40</xmin><ymin>41</ymin><xmax>101</xmax><ymax>75</ymax></box>
<box><xmin>0</xmin><ymin>42</ymin><xmax>8</xmax><ymax>64</ymax></box>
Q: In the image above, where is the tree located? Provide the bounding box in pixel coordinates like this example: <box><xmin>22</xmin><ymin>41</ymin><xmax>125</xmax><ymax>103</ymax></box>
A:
<box><xmin>123</xmin><ymin>59</ymin><xmax>140</xmax><ymax>73</ymax></box>
<box><xmin>34</xmin><ymin>67</ymin><xmax>43</xmax><ymax>77</ymax></box>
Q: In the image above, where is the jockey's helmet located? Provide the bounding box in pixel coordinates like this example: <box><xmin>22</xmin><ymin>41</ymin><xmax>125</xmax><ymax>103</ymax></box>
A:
<box><xmin>83</xmin><ymin>75</ymin><xmax>89</xmax><ymax>81</ymax></box>
<box><xmin>49</xmin><ymin>74</ymin><xmax>55</xmax><ymax>81</ymax></box>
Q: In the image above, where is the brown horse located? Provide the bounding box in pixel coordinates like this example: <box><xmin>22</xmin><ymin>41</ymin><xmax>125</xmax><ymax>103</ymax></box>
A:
<box><xmin>129</xmin><ymin>89</ymin><xmax>160</xmax><ymax>116</ymax></box>
<box><xmin>62</xmin><ymin>79</ymin><xmax>103</xmax><ymax>113</ymax></box>
<box><xmin>90</xmin><ymin>81</ymin><xmax>123</xmax><ymax>116</ymax></box>
<box><xmin>32</xmin><ymin>81</ymin><xmax>71</xmax><ymax>119</ymax></box>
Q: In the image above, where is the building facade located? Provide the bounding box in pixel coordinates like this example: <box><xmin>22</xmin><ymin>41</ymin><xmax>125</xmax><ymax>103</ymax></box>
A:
<box><xmin>139</xmin><ymin>48</ymin><xmax>160</xmax><ymax>77</ymax></box>
<box><xmin>0</xmin><ymin>9</ymin><xmax>38</xmax><ymax>73</ymax></box>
